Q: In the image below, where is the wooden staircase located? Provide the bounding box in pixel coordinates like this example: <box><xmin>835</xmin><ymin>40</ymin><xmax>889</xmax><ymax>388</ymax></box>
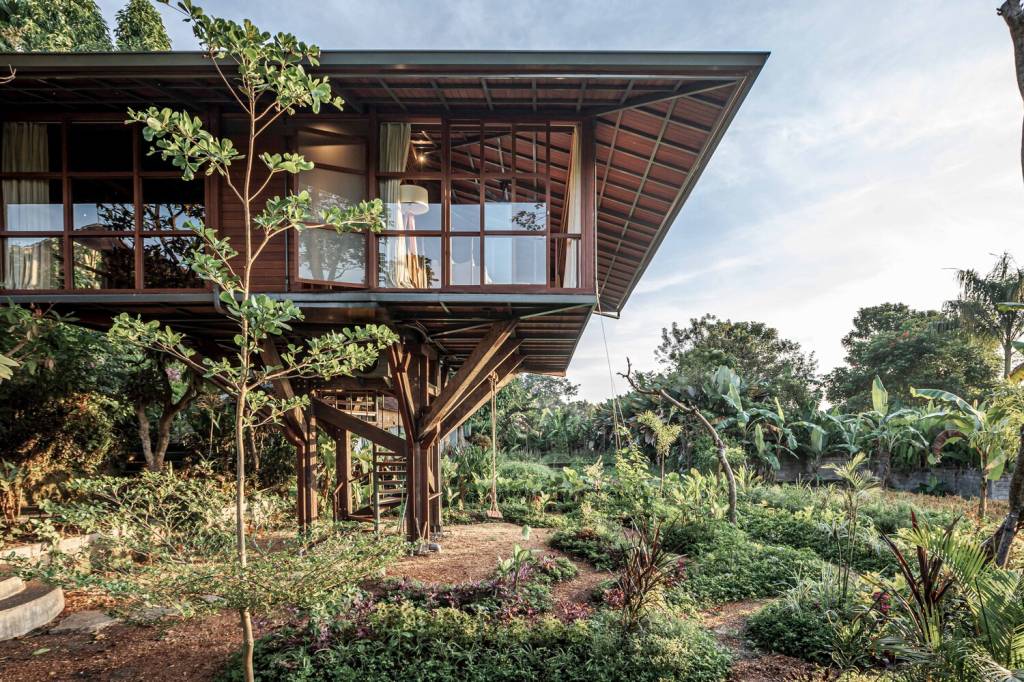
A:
<box><xmin>348</xmin><ymin>447</ymin><xmax>407</xmax><ymax>531</ymax></box>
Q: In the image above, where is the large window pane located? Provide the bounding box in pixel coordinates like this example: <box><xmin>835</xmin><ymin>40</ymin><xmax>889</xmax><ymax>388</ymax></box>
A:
<box><xmin>73</xmin><ymin>237</ymin><xmax>134</xmax><ymax>289</ymax></box>
<box><xmin>378</xmin><ymin>235</ymin><xmax>440</xmax><ymax>288</ymax></box>
<box><xmin>299</xmin><ymin>168</ymin><xmax>365</xmax><ymax>216</ymax></box>
<box><xmin>2</xmin><ymin>179</ymin><xmax>63</xmax><ymax>231</ymax></box>
<box><xmin>73</xmin><ymin>179</ymin><xmax>134</xmax><ymax>232</ymax></box>
<box><xmin>383</xmin><ymin>181</ymin><xmax>441</xmax><ymax>231</ymax></box>
<box><xmin>408</xmin><ymin>125</ymin><xmax>442</xmax><ymax>173</ymax></box>
<box><xmin>450</xmin><ymin>178</ymin><xmax>480</xmax><ymax>232</ymax></box>
<box><xmin>450</xmin><ymin>236</ymin><xmax>480</xmax><ymax>286</ymax></box>
<box><xmin>297</xmin><ymin>127</ymin><xmax>366</xmax><ymax>170</ymax></box>
<box><xmin>1</xmin><ymin>122</ymin><xmax>61</xmax><ymax>173</ymax></box>
<box><xmin>484</xmin><ymin>179</ymin><xmax>546</xmax><ymax>232</ymax></box>
<box><xmin>3</xmin><ymin>237</ymin><xmax>63</xmax><ymax>290</ymax></box>
<box><xmin>142</xmin><ymin>178</ymin><xmax>204</xmax><ymax>232</ymax></box>
<box><xmin>481</xmin><ymin>126</ymin><xmax>516</xmax><ymax>175</ymax></box>
<box><xmin>449</xmin><ymin>124</ymin><xmax>480</xmax><ymax>175</ymax></box>
<box><xmin>143</xmin><ymin>236</ymin><xmax>203</xmax><ymax>288</ymax></box>
<box><xmin>550</xmin><ymin>237</ymin><xmax>581</xmax><ymax>288</ymax></box>
<box><xmin>69</xmin><ymin>123</ymin><xmax>133</xmax><ymax>172</ymax></box>
<box><xmin>298</xmin><ymin>229</ymin><xmax>366</xmax><ymax>285</ymax></box>
<box><xmin>485</xmin><ymin>236</ymin><xmax>545</xmax><ymax>285</ymax></box>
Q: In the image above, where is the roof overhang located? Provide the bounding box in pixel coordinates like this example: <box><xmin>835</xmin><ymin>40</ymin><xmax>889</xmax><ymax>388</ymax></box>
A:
<box><xmin>0</xmin><ymin>49</ymin><xmax>767</xmax><ymax>316</ymax></box>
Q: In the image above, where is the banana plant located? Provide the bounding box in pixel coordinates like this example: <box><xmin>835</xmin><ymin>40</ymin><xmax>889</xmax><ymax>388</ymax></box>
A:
<box><xmin>910</xmin><ymin>386</ymin><xmax>1017</xmax><ymax>520</ymax></box>
<box><xmin>856</xmin><ymin>377</ymin><xmax>927</xmax><ymax>487</ymax></box>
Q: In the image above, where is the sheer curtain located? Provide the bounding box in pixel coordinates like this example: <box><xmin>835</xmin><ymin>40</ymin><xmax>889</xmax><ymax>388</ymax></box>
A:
<box><xmin>3</xmin><ymin>122</ymin><xmax>58</xmax><ymax>289</ymax></box>
<box><xmin>561</xmin><ymin>126</ymin><xmax>582</xmax><ymax>287</ymax></box>
<box><xmin>377</xmin><ymin>123</ymin><xmax>414</xmax><ymax>287</ymax></box>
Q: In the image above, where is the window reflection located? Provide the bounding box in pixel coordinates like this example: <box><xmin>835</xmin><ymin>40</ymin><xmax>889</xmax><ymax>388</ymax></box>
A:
<box><xmin>73</xmin><ymin>237</ymin><xmax>134</xmax><ymax>289</ymax></box>
<box><xmin>378</xmin><ymin>236</ymin><xmax>440</xmax><ymax>288</ymax></box>
<box><xmin>2</xmin><ymin>237</ymin><xmax>63</xmax><ymax>290</ymax></box>
<box><xmin>2</xmin><ymin>179</ymin><xmax>63</xmax><ymax>231</ymax></box>
<box><xmin>143</xmin><ymin>236</ymin><xmax>202</xmax><ymax>288</ymax></box>
<box><xmin>73</xmin><ymin>179</ymin><xmax>134</xmax><ymax>232</ymax></box>
<box><xmin>298</xmin><ymin>229</ymin><xmax>366</xmax><ymax>285</ymax></box>
<box><xmin>142</xmin><ymin>179</ymin><xmax>205</xmax><ymax>232</ymax></box>
<box><xmin>450</xmin><ymin>236</ymin><xmax>480</xmax><ymax>286</ymax></box>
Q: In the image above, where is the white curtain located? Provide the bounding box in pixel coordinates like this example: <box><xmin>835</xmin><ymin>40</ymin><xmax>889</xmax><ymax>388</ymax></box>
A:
<box><xmin>377</xmin><ymin>123</ymin><xmax>414</xmax><ymax>287</ymax></box>
<box><xmin>561</xmin><ymin>126</ymin><xmax>582</xmax><ymax>287</ymax></box>
<box><xmin>3</xmin><ymin>122</ymin><xmax>58</xmax><ymax>289</ymax></box>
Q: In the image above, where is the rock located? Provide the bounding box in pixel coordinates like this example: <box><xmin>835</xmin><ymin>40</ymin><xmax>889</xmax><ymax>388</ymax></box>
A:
<box><xmin>427</xmin><ymin>542</ymin><xmax>441</xmax><ymax>553</ymax></box>
<box><xmin>50</xmin><ymin>610</ymin><xmax>117</xmax><ymax>634</ymax></box>
<box><xmin>131</xmin><ymin>606</ymin><xmax>177</xmax><ymax>621</ymax></box>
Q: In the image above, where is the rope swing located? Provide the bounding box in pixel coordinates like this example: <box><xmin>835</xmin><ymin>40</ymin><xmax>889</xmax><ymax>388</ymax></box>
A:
<box><xmin>485</xmin><ymin>371</ymin><xmax>503</xmax><ymax>519</ymax></box>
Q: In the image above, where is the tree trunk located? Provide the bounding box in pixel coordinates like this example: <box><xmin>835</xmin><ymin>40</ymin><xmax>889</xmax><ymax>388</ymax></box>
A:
<box><xmin>135</xmin><ymin>402</ymin><xmax>157</xmax><ymax>471</ymax></box>
<box><xmin>979</xmin><ymin>464</ymin><xmax>989</xmax><ymax>521</ymax></box>
<box><xmin>991</xmin><ymin>423</ymin><xmax>1024</xmax><ymax>566</ymax></box>
<box><xmin>234</xmin><ymin>384</ymin><xmax>254</xmax><ymax>681</ymax></box>
<box><xmin>875</xmin><ymin>444</ymin><xmax>892</xmax><ymax>488</ymax></box>
<box><xmin>999</xmin><ymin>0</ymin><xmax>1024</xmax><ymax>183</ymax></box>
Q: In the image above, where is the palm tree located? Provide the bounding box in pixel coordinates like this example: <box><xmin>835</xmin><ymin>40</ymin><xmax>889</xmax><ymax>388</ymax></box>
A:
<box><xmin>946</xmin><ymin>252</ymin><xmax>1024</xmax><ymax>379</ymax></box>
<box><xmin>858</xmin><ymin>377</ymin><xmax>927</xmax><ymax>487</ymax></box>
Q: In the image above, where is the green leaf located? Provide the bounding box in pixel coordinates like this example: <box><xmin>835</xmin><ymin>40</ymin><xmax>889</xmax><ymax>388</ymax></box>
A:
<box><xmin>871</xmin><ymin>376</ymin><xmax>888</xmax><ymax>416</ymax></box>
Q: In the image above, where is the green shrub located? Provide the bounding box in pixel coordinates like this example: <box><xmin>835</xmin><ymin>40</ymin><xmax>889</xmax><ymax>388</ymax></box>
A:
<box><xmin>498</xmin><ymin>500</ymin><xmax>567</xmax><ymax>529</ymax></box>
<box><xmin>227</xmin><ymin>605</ymin><xmax>731</xmax><ymax>682</ymax></box>
<box><xmin>549</xmin><ymin>525</ymin><xmax>626</xmax><ymax>570</ymax></box>
<box><xmin>662</xmin><ymin>518</ymin><xmax>748</xmax><ymax>558</ymax></box>
<box><xmin>747</xmin><ymin>596</ymin><xmax>834</xmax><ymax>665</ymax></box>
<box><xmin>533</xmin><ymin>555</ymin><xmax>579</xmax><ymax>583</ymax></box>
<box><xmin>682</xmin><ymin>536</ymin><xmax>823</xmax><ymax>606</ymax></box>
<box><xmin>497</xmin><ymin>460</ymin><xmax>561</xmax><ymax>500</ymax></box>
<box><xmin>740</xmin><ymin>505</ymin><xmax>897</xmax><ymax>574</ymax></box>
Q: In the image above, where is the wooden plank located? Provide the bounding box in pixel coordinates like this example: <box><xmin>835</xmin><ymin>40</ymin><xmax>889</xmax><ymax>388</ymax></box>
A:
<box><xmin>434</xmin><ymin>337</ymin><xmax>521</xmax><ymax>430</ymax></box>
<box><xmin>418</xmin><ymin>320</ymin><xmax>517</xmax><ymax>438</ymax></box>
<box><xmin>311</xmin><ymin>397</ymin><xmax>407</xmax><ymax>455</ymax></box>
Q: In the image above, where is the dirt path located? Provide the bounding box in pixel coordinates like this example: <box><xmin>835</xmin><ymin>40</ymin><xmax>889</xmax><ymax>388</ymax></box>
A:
<box><xmin>386</xmin><ymin>521</ymin><xmax>610</xmax><ymax>609</ymax></box>
<box><xmin>701</xmin><ymin>599</ymin><xmax>817</xmax><ymax>682</ymax></box>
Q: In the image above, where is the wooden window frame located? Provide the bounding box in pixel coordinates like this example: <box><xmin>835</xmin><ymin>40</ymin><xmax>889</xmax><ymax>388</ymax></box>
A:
<box><xmin>0</xmin><ymin>113</ymin><xmax>209</xmax><ymax>293</ymax></box>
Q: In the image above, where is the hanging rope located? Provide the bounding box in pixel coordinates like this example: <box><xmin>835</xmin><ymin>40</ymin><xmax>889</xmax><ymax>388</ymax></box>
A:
<box><xmin>485</xmin><ymin>371</ymin><xmax>503</xmax><ymax>519</ymax></box>
<box><xmin>594</xmin><ymin>274</ymin><xmax>624</xmax><ymax>452</ymax></box>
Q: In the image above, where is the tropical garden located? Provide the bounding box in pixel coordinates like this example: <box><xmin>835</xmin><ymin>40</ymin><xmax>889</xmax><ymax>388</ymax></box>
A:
<box><xmin>2</xmin><ymin>1</ymin><xmax>1024</xmax><ymax>681</ymax></box>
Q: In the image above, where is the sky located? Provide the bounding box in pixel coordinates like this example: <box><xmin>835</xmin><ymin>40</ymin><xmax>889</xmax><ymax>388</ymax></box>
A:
<box><xmin>98</xmin><ymin>0</ymin><xmax>1024</xmax><ymax>402</ymax></box>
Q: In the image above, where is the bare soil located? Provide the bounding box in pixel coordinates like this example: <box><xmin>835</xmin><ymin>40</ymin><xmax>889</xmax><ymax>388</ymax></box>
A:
<box><xmin>701</xmin><ymin>599</ymin><xmax>818</xmax><ymax>682</ymax></box>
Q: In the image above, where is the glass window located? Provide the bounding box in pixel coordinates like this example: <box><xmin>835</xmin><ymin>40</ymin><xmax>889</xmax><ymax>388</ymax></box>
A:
<box><xmin>449</xmin><ymin>124</ymin><xmax>480</xmax><ymax>176</ymax></box>
<box><xmin>298</xmin><ymin>229</ymin><xmax>366</xmax><ymax>285</ymax></box>
<box><xmin>143</xmin><ymin>236</ymin><xmax>203</xmax><ymax>288</ymax></box>
<box><xmin>72</xmin><ymin>179</ymin><xmax>134</xmax><ymax>232</ymax></box>
<box><xmin>484</xmin><ymin>179</ymin><xmax>546</xmax><ymax>232</ymax></box>
<box><xmin>551</xmin><ymin>237</ymin><xmax>580</xmax><ymax>288</ymax></box>
<box><xmin>142</xmin><ymin>178</ymin><xmax>204</xmax><ymax>232</ymax></box>
<box><xmin>485</xmin><ymin>236</ymin><xmax>545</xmax><ymax>285</ymax></box>
<box><xmin>450</xmin><ymin>236</ymin><xmax>480</xmax><ymax>286</ymax></box>
<box><xmin>2</xmin><ymin>179</ymin><xmax>63</xmax><ymax>231</ymax></box>
<box><xmin>3</xmin><ymin>237</ymin><xmax>63</xmax><ymax>290</ymax></box>
<box><xmin>73</xmin><ymin>237</ymin><xmax>135</xmax><ymax>289</ymax></box>
<box><xmin>69</xmin><ymin>123</ymin><xmax>133</xmax><ymax>172</ymax></box>
<box><xmin>1</xmin><ymin>122</ymin><xmax>61</xmax><ymax>173</ymax></box>
<box><xmin>481</xmin><ymin>126</ymin><xmax>516</xmax><ymax>175</ymax></box>
<box><xmin>408</xmin><ymin>125</ymin><xmax>443</xmax><ymax>173</ymax></box>
<box><xmin>299</xmin><ymin>168</ymin><xmax>365</xmax><ymax>216</ymax></box>
<box><xmin>449</xmin><ymin>178</ymin><xmax>480</xmax><ymax>232</ymax></box>
<box><xmin>385</xmin><ymin>181</ymin><xmax>441</xmax><ymax>231</ymax></box>
<box><xmin>296</xmin><ymin>127</ymin><xmax>366</xmax><ymax>170</ymax></box>
<box><xmin>377</xmin><ymin>235</ymin><xmax>440</xmax><ymax>288</ymax></box>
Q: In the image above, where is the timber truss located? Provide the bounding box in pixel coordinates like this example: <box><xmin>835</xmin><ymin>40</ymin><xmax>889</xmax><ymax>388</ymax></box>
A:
<box><xmin>262</xmin><ymin>320</ymin><xmax>523</xmax><ymax>544</ymax></box>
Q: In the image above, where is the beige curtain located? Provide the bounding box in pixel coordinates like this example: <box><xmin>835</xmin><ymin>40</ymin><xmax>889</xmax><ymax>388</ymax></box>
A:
<box><xmin>562</xmin><ymin>126</ymin><xmax>582</xmax><ymax>288</ymax></box>
<box><xmin>3</xmin><ymin>122</ymin><xmax>57</xmax><ymax>289</ymax></box>
<box><xmin>378</xmin><ymin>123</ymin><xmax>414</xmax><ymax>287</ymax></box>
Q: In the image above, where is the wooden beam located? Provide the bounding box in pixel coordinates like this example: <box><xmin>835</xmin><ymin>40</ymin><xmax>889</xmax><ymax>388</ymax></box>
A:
<box><xmin>311</xmin><ymin>397</ymin><xmax>407</xmax><ymax>455</ymax></box>
<box><xmin>434</xmin><ymin>337</ymin><xmax>521</xmax><ymax>429</ymax></box>
<box><xmin>418</xmin><ymin>320</ymin><xmax>517</xmax><ymax>438</ymax></box>
<box><xmin>259</xmin><ymin>340</ymin><xmax>306</xmax><ymax>438</ymax></box>
<box><xmin>441</xmin><ymin>353</ymin><xmax>523</xmax><ymax>437</ymax></box>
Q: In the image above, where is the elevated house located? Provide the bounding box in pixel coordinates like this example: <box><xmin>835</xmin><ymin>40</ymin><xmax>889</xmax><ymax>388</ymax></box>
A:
<box><xmin>1</xmin><ymin>51</ymin><xmax>765</xmax><ymax>542</ymax></box>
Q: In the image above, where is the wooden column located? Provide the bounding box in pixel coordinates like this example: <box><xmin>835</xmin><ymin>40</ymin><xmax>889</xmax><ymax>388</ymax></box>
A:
<box><xmin>300</xmin><ymin>404</ymin><xmax>319</xmax><ymax>529</ymax></box>
<box><xmin>429</xmin><ymin>442</ymin><xmax>442</xmax><ymax>535</ymax></box>
<box><xmin>334</xmin><ymin>429</ymin><xmax>352</xmax><ymax>521</ymax></box>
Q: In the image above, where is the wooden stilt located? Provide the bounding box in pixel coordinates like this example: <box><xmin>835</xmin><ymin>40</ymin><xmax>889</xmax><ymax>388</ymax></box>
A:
<box><xmin>334</xmin><ymin>429</ymin><xmax>351</xmax><ymax>521</ymax></box>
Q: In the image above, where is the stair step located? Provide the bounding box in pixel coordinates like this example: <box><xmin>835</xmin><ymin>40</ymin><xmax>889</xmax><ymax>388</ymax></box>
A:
<box><xmin>0</xmin><ymin>581</ymin><xmax>64</xmax><ymax>641</ymax></box>
<box><xmin>0</xmin><ymin>574</ymin><xmax>24</xmax><ymax>602</ymax></box>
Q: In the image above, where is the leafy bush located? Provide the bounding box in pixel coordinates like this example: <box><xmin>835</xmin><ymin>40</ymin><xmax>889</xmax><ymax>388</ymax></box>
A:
<box><xmin>226</xmin><ymin>605</ymin><xmax>732</xmax><ymax>682</ymax></box>
<box><xmin>740</xmin><ymin>504</ymin><xmax>897</xmax><ymax>573</ymax></box>
<box><xmin>549</xmin><ymin>525</ymin><xmax>627</xmax><ymax>570</ymax></box>
<box><xmin>498</xmin><ymin>500</ymin><xmax>568</xmax><ymax>529</ymax></box>
<box><xmin>747</xmin><ymin>595</ymin><xmax>834</xmax><ymax>665</ymax></box>
<box><xmin>377</xmin><ymin>576</ymin><xmax>553</xmax><ymax>619</ymax></box>
<box><xmin>682</xmin><ymin>536</ymin><xmax>823</xmax><ymax>606</ymax></box>
<box><xmin>662</xmin><ymin>518</ymin><xmax>748</xmax><ymax>558</ymax></box>
<box><xmin>497</xmin><ymin>460</ymin><xmax>562</xmax><ymax>500</ymax></box>
<box><xmin>533</xmin><ymin>554</ymin><xmax>579</xmax><ymax>583</ymax></box>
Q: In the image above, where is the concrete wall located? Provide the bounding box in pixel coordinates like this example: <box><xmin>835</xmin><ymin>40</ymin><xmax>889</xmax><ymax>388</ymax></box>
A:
<box><xmin>776</xmin><ymin>457</ymin><xmax>1012</xmax><ymax>501</ymax></box>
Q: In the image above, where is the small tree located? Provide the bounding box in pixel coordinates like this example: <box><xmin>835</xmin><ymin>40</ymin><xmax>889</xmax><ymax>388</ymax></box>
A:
<box><xmin>857</xmin><ymin>376</ymin><xmax>927</xmax><ymax>487</ymax></box>
<box><xmin>636</xmin><ymin>410</ymin><xmax>682</xmax><ymax>490</ymax></box>
<box><xmin>114</xmin><ymin>0</ymin><xmax>172</xmax><ymax>51</ymax></box>
<box><xmin>110</xmin><ymin>3</ymin><xmax>396</xmax><ymax>679</ymax></box>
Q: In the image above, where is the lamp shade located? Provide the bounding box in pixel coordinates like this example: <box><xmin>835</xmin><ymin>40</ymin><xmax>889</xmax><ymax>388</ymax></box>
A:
<box><xmin>399</xmin><ymin>184</ymin><xmax>429</xmax><ymax>215</ymax></box>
